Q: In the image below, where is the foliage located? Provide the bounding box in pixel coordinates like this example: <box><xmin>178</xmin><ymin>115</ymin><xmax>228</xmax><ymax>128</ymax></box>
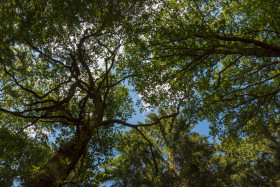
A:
<box><xmin>0</xmin><ymin>0</ymin><xmax>154</xmax><ymax>185</ymax></box>
<box><xmin>0</xmin><ymin>127</ymin><xmax>52</xmax><ymax>186</ymax></box>
<box><xmin>0</xmin><ymin>0</ymin><xmax>280</xmax><ymax>186</ymax></box>
<box><xmin>96</xmin><ymin>111</ymin><xmax>218</xmax><ymax>186</ymax></box>
<box><xmin>123</xmin><ymin>0</ymin><xmax>280</xmax><ymax>138</ymax></box>
<box><xmin>96</xmin><ymin>111</ymin><xmax>280</xmax><ymax>186</ymax></box>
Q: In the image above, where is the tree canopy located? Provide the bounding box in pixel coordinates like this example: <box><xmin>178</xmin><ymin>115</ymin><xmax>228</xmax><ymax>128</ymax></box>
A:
<box><xmin>0</xmin><ymin>0</ymin><xmax>279</xmax><ymax>186</ymax></box>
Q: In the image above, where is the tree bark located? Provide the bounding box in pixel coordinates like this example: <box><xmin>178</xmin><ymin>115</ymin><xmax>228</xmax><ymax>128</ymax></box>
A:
<box><xmin>27</xmin><ymin>122</ymin><xmax>95</xmax><ymax>187</ymax></box>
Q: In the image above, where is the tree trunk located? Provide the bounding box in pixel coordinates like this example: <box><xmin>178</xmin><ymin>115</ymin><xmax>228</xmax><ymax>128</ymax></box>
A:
<box><xmin>27</xmin><ymin>123</ymin><xmax>95</xmax><ymax>187</ymax></box>
<box><xmin>168</xmin><ymin>151</ymin><xmax>178</xmax><ymax>176</ymax></box>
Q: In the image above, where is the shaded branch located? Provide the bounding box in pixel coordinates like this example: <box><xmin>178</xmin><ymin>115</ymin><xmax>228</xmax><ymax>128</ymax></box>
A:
<box><xmin>107</xmin><ymin>74</ymin><xmax>139</xmax><ymax>89</ymax></box>
<box><xmin>77</xmin><ymin>27</ymin><xmax>108</xmax><ymax>89</ymax></box>
<box><xmin>101</xmin><ymin>112</ymin><xmax>179</xmax><ymax>128</ymax></box>
<box><xmin>78</xmin><ymin>94</ymin><xmax>90</xmax><ymax>120</ymax></box>
<box><xmin>96</xmin><ymin>43</ymin><xmax>120</xmax><ymax>92</ymax></box>
<box><xmin>135</xmin><ymin>128</ymin><xmax>159</xmax><ymax>173</ymax></box>
<box><xmin>25</xmin><ymin>40</ymin><xmax>70</xmax><ymax>69</ymax></box>
<box><xmin>18</xmin><ymin>82</ymin><xmax>78</xmax><ymax>113</ymax></box>
<box><xmin>16</xmin><ymin>118</ymin><xmax>41</xmax><ymax>134</ymax></box>
<box><xmin>3</xmin><ymin>66</ymin><xmax>72</xmax><ymax>100</ymax></box>
<box><xmin>196</xmin><ymin>34</ymin><xmax>280</xmax><ymax>55</ymax></box>
<box><xmin>221</xmin><ymin>72</ymin><xmax>280</xmax><ymax>99</ymax></box>
<box><xmin>60</xmin><ymin>180</ymin><xmax>80</xmax><ymax>186</ymax></box>
<box><xmin>0</xmin><ymin>107</ymin><xmax>73</xmax><ymax>121</ymax></box>
<box><xmin>215</xmin><ymin>56</ymin><xmax>242</xmax><ymax>89</ymax></box>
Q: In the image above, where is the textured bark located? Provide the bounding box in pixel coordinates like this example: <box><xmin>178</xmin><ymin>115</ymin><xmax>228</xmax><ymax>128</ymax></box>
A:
<box><xmin>27</xmin><ymin>123</ymin><xmax>95</xmax><ymax>187</ymax></box>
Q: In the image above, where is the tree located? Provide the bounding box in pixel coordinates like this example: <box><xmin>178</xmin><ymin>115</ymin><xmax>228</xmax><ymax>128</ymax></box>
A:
<box><xmin>1</xmin><ymin>0</ymin><xmax>280</xmax><ymax>185</ymax></box>
<box><xmin>214</xmin><ymin>124</ymin><xmax>280</xmax><ymax>186</ymax></box>
<box><xmin>123</xmin><ymin>0</ymin><xmax>280</xmax><ymax>139</ymax></box>
<box><xmin>95</xmin><ymin>114</ymin><xmax>280</xmax><ymax>186</ymax></box>
<box><xmin>96</xmin><ymin>110</ymin><xmax>219</xmax><ymax>186</ymax></box>
<box><xmin>1</xmin><ymin>0</ymin><xmax>181</xmax><ymax>185</ymax></box>
<box><xmin>0</xmin><ymin>127</ymin><xmax>52</xmax><ymax>186</ymax></box>
<box><xmin>118</xmin><ymin>1</ymin><xmax>280</xmax><ymax>185</ymax></box>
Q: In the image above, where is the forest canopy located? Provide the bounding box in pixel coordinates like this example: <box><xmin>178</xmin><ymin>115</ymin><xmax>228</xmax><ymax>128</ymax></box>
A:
<box><xmin>0</xmin><ymin>0</ymin><xmax>279</xmax><ymax>186</ymax></box>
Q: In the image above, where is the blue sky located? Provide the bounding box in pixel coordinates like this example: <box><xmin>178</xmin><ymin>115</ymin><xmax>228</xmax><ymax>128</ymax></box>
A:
<box><xmin>127</xmin><ymin>109</ymin><xmax>211</xmax><ymax>136</ymax></box>
<box><xmin>126</xmin><ymin>87</ymin><xmax>211</xmax><ymax>137</ymax></box>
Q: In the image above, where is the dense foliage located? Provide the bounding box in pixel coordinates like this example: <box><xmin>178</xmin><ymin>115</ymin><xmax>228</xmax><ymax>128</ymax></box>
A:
<box><xmin>95</xmin><ymin>111</ymin><xmax>280</xmax><ymax>186</ymax></box>
<box><xmin>0</xmin><ymin>0</ymin><xmax>279</xmax><ymax>186</ymax></box>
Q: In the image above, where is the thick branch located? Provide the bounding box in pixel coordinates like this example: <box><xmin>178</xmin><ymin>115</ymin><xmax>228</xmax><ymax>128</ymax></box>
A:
<box><xmin>196</xmin><ymin>34</ymin><xmax>280</xmax><ymax>56</ymax></box>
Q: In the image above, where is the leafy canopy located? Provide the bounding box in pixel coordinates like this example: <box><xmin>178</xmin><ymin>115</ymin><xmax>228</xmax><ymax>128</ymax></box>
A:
<box><xmin>0</xmin><ymin>0</ymin><xmax>280</xmax><ymax>185</ymax></box>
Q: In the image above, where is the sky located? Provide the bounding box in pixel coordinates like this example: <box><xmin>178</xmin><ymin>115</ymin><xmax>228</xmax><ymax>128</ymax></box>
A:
<box><xmin>126</xmin><ymin>86</ymin><xmax>211</xmax><ymax>137</ymax></box>
<box><xmin>127</xmin><ymin>108</ymin><xmax>211</xmax><ymax>137</ymax></box>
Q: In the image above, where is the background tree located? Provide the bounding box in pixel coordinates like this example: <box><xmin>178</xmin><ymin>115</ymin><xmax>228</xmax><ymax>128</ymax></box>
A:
<box><xmin>214</xmin><ymin>123</ymin><xmax>280</xmax><ymax>186</ymax></box>
<box><xmin>95</xmin><ymin>113</ymin><xmax>280</xmax><ymax>187</ymax></box>
<box><xmin>96</xmin><ymin>109</ymin><xmax>219</xmax><ymax>186</ymax></box>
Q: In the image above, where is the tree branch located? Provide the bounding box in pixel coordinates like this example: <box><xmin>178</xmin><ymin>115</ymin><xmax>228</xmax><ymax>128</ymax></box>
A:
<box><xmin>101</xmin><ymin>112</ymin><xmax>179</xmax><ymax>128</ymax></box>
<box><xmin>196</xmin><ymin>34</ymin><xmax>280</xmax><ymax>55</ymax></box>
<box><xmin>135</xmin><ymin>128</ymin><xmax>159</xmax><ymax>173</ymax></box>
<box><xmin>18</xmin><ymin>82</ymin><xmax>78</xmax><ymax>113</ymax></box>
<box><xmin>25</xmin><ymin>40</ymin><xmax>70</xmax><ymax>69</ymax></box>
<box><xmin>3</xmin><ymin>66</ymin><xmax>72</xmax><ymax>100</ymax></box>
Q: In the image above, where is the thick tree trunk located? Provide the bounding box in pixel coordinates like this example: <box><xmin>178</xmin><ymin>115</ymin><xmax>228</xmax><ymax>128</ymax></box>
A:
<box><xmin>27</xmin><ymin>123</ymin><xmax>95</xmax><ymax>187</ymax></box>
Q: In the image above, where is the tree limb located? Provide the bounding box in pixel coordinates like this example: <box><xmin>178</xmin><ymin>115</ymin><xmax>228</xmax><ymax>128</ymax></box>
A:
<box><xmin>101</xmin><ymin>112</ymin><xmax>179</xmax><ymax>128</ymax></box>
